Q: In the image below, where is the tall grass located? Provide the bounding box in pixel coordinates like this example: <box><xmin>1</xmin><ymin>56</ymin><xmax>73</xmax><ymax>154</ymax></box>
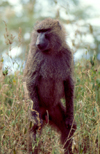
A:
<box><xmin>74</xmin><ymin>59</ymin><xmax>100</xmax><ymax>154</ymax></box>
<box><xmin>0</xmin><ymin>57</ymin><xmax>100</xmax><ymax>154</ymax></box>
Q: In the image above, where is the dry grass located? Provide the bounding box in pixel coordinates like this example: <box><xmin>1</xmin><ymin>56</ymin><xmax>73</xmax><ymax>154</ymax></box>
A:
<box><xmin>0</xmin><ymin>58</ymin><xmax>100</xmax><ymax>154</ymax></box>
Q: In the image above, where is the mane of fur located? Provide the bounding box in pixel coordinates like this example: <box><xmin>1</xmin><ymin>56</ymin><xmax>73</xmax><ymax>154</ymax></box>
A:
<box><xmin>24</xmin><ymin>18</ymin><xmax>73</xmax><ymax>82</ymax></box>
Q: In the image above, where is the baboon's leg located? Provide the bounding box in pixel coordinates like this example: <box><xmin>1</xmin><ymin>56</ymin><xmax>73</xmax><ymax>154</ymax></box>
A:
<box><xmin>27</xmin><ymin>123</ymin><xmax>39</xmax><ymax>154</ymax></box>
<box><xmin>27</xmin><ymin>108</ymin><xmax>46</xmax><ymax>154</ymax></box>
<box><xmin>49</xmin><ymin>103</ymin><xmax>77</xmax><ymax>154</ymax></box>
<box><xmin>61</xmin><ymin>121</ymin><xmax>76</xmax><ymax>154</ymax></box>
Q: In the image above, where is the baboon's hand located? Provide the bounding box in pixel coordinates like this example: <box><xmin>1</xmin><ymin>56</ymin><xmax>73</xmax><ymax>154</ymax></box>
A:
<box><xmin>65</xmin><ymin>118</ymin><xmax>77</xmax><ymax>131</ymax></box>
<box><xmin>65</xmin><ymin>118</ymin><xmax>74</xmax><ymax>129</ymax></box>
<box><xmin>29</xmin><ymin>110</ymin><xmax>43</xmax><ymax>127</ymax></box>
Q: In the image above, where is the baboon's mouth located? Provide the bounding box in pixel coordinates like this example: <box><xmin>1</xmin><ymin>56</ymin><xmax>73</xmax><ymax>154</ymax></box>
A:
<box><xmin>41</xmin><ymin>48</ymin><xmax>51</xmax><ymax>53</ymax></box>
<box><xmin>43</xmin><ymin>49</ymin><xmax>50</xmax><ymax>52</ymax></box>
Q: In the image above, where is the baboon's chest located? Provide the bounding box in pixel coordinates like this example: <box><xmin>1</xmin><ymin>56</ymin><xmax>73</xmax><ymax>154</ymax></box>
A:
<box><xmin>39</xmin><ymin>56</ymin><xmax>69</xmax><ymax>80</ymax></box>
<box><xmin>38</xmin><ymin>78</ymin><xmax>64</xmax><ymax>107</ymax></box>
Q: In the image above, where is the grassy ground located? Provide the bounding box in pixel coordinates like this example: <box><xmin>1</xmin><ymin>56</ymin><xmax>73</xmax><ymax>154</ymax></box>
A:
<box><xmin>0</xmin><ymin>59</ymin><xmax>100</xmax><ymax>154</ymax></box>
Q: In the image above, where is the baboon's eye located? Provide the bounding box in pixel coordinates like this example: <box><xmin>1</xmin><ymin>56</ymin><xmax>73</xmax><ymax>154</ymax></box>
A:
<box><xmin>45</xmin><ymin>33</ymin><xmax>49</xmax><ymax>39</ymax></box>
<box><xmin>37</xmin><ymin>28</ymin><xmax>51</xmax><ymax>33</ymax></box>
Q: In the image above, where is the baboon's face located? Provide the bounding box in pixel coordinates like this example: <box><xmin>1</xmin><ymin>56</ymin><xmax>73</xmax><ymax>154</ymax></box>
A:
<box><xmin>36</xmin><ymin>28</ymin><xmax>51</xmax><ymax>52</ymax></box>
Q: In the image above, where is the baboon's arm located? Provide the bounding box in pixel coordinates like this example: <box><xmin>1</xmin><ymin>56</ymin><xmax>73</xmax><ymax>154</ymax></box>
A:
<box><xmin>64</xmin><ymin>77</ymin><xmax>74</xmax><ymax>126</ymax></box>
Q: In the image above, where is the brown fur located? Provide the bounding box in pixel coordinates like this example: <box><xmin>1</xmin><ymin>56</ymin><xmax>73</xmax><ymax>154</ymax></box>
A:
<box><xmin>24</xmin><ymin>18</ymin><xmax>76</xmax><ymax>154</ymax></box>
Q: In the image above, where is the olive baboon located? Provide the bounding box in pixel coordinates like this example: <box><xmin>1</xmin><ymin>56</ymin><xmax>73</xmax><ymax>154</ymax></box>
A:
<box><xmin>24</xmin><ymin>18</ymin><xmax>76</xmax><ymax>154</ymax></box>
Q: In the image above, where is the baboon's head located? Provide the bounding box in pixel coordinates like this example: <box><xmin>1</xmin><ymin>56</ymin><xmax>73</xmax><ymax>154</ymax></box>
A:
<box><xmin>34</xmin><ymin>18</ymin><xmax>66</xmax><ymax>53</ymax></box>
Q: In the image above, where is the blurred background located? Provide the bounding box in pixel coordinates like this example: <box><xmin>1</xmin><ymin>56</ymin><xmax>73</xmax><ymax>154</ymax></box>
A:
<box><xmin>0</xmin><ymin>0</ymin><xmax>100</xmax><ymax>73</ymax></box>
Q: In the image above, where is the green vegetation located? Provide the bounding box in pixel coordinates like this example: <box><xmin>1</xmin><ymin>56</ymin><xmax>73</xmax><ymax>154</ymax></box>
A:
<box><xmin>0</xmin><ymin>56</ymin><xmax>100</xmax><ymax>154</ymax></box>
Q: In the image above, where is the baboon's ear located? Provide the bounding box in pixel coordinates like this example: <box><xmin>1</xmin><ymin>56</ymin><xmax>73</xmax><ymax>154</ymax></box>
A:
<box><xmin>56</xmin><ymin>21</ymin><xmax>62</xmax><ymax>30</ymax></box>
